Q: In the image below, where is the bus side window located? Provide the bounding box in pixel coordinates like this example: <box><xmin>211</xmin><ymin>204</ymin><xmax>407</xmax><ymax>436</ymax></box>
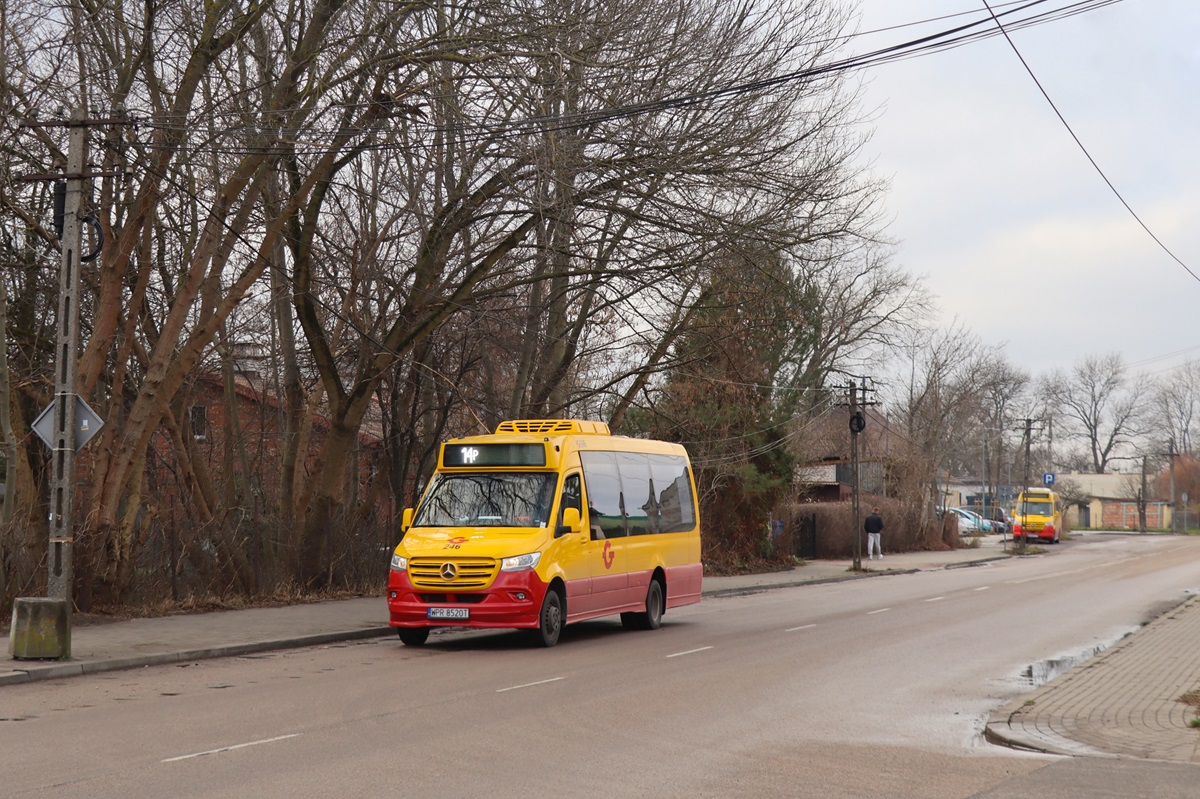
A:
<box><xmin>559</xmin><ymin>474</ymin><xmax>582</xmax><ymax>530</ymax></box>
<box><xmin>618</xmin><ymin>452</ymin><xmax>652</xmax><ymax>536</ymax></box>
<box><xmin>650</xmin><ymin>454</ymin><xmax>696</xmax><ymax>532</ymax></box>
<box><xmin>580</xmin><ymin>451</ymin><xmax>626</xmax><ymax>539</ymax></box>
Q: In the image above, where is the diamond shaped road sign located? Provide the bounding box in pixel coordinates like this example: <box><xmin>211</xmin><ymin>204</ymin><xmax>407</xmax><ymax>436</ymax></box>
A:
<box><xmin>32</xmin><ymin>395</ymin><xmax>105</xmax><ymax>452</ymax></box>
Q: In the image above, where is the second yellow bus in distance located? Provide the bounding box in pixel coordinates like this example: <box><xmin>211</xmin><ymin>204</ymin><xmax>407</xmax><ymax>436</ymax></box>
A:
<box><xmin>1012</xmin><ymin>488</ymin><xmax>1063</xmax><ymax>544</ymax></box>
<box><xmin>387</xmin><ymin>419</ymin><xmax>703</xmax><ymax>647</ymax></box>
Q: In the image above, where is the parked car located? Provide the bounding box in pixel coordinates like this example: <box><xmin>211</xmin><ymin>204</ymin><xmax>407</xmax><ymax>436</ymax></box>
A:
<box><xmin>964</xmin><ymin>507</ymin><xmax>995</xmax><ymax>532</ymax></box>
<box><xmin>984</xmin><ymin>506</ymin><xmax>1012</xmax><ymax>535</ymax></box>
<box><xmin>947</xmin><ymin>507</ymin><xmax>984</xmax><ymax>534</ymax></box>
<box><xmin>963</xmin><ymin>504</ymin><xmax>1010</xmax><ymax>535</ymax></box>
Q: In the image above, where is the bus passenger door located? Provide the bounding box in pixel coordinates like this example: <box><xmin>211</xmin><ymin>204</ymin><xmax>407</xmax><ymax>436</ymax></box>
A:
<box><xmin>551</xmin><ymin>473</ymin><xmax>593</xmax><ymax>616</ymax></box>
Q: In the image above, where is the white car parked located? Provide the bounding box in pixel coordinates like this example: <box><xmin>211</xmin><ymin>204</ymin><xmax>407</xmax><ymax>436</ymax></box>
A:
<box><xmin>947</xmin><ymin>506</ymin><xmax>987</xmax><ymax>534</ymax></box>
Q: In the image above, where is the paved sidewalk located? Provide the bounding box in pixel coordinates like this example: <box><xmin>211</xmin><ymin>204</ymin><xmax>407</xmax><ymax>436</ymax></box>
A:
<box><xmin>1</xmin><ymin>541</ymin><xmax>1003</xmax><ymax>686</ymax></box>
<box><xmin>985</xmin><ymin>594</ymin><xmax>1200</xmax><ymax>763</ymax></box>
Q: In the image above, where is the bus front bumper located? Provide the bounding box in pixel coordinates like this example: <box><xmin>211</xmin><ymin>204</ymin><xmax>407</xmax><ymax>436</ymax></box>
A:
<box><xmin>386</xmin><ymin>569</ymin><xmax>550</xmax><ymax>629</ymax></box>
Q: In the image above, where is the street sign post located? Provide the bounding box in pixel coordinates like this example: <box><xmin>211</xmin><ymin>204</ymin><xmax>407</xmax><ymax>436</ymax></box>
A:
<box><xmin>32</xmin><ymin>395</ymin><xmax>104</xmax><ymax>452</ymax></box>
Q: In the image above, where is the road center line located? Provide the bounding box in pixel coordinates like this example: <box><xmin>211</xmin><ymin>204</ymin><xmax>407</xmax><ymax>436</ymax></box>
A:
<box><xmin>867</xmin><ymin>608</ymin><xmax>891</xmax><ymax>615</ymax></box>
<box><xmin>666</xmin><ymin>646</ymin><xmax>714</xmax><ymax>659</ymax></box>
<box><xmin>975</xmin><ymin>586</ymin><xmax>990</xmax><ymax>591</ymax></box>
<box><xmin>785</xmin><ymin>623</ymin><xmax>817</xmax><ymax>632</ymax></box>
<box><xmin>496</xmin><ymin>677</ymin><xmax>565</xmax><ymax>693</ymax></box>
<box><xmin>1007</xmin><ymin>569</ymin><xmax>1077</xmax><ymax>585</ymax></box>
<box><xmin>926</xmin><ymin>596</ymin><xmax>945</xmax><ymax>602</ymax></box>
<box><xmin>162</xmin><ymin>734</ymin><xmax>301</xmax><ymax>763</ymax></box>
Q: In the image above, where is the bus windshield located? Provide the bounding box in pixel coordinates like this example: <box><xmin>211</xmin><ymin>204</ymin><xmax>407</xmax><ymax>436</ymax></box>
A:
<box><xmin>1020</xmin><ymin>501</ymin><xmax>1053</xmax><ymax>516</ymax></box>
<box><xmin>413</xmin><ymin>472</ymin><xmax>558</xmax><ymax>528</ymax></box>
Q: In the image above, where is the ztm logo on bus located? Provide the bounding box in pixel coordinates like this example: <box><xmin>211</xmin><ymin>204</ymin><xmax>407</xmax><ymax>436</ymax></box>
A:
<box><xmin>461</xmin><ymin>447</ymin><xmax>479</xmax><ymax>463</ymax></box>
<box><xmin>447</xmin><ymin>536</ymin><xmax>468</xmax><ymax>545</ymax></box>
<box><xmin>602</xmin><ymin>540</ymin><xmax>615</xmax><ymax>570</ymax></box>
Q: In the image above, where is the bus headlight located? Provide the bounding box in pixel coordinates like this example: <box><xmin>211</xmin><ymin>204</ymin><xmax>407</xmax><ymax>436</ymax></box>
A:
<box><xmin>500</xmin><ymin>552</ymin><xmax>541</xmax><ymax>572</ymax></box>
<box><xmin>390</xmin><ymin>554</ymin><xmax>408</xmax><ymax>571</ymax></box>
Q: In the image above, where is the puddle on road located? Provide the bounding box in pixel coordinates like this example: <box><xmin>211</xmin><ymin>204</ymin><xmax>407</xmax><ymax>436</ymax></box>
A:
<box><xmin>1021</xmin><ymin>635</ymin><xmax>1129</xmax><ymax>687</ymax></box>
<box><xmin>1021</xmin><ymin>593</ymin><xmax>1199</xmax><ymax>688</ymax></box>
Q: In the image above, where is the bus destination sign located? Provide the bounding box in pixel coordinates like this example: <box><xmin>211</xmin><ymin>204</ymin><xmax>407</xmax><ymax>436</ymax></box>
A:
<box><xmin>442</xmin><ymin>443</ymin><xmax>546</xmax><ymax>468</ymax></box>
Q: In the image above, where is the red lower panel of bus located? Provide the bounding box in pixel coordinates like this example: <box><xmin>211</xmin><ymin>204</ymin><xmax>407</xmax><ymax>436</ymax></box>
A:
<box><xmin>387</xmin><ymin>562</ymin><xmax>703</xmax><ymax>630</ymax></box>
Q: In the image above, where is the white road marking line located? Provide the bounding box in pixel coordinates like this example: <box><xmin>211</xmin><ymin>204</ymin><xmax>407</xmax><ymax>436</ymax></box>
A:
<box><xmin>975</xmin><ymin>586</ymin><xmax>990</xmax><ymax>591</ymax></box>
<box><xmin>785</xmin><ymin>624</ymin><xmax>817</xmax><ymax>632</ymax></box>
<box><xmin>496</xmin><ymin>677</ymin><xmax>565</xmax><ymax>693</ymax></box>
<box><xmin>666</xmin><ymin>646</ymin><xmax>714</xmax><ymax>659</ymax></box>
<box><xmin>162</xmin><ymin>734</ymin><xmax>301</xmax><ymax>763</ymax></box>
<box><xmin>867</xmin><ymin>608</ymin><xmax>891</xmax><ymax>615</ymax></box>
<box><xmin>1007</xmin><ymin>569</ymin><xmax>1078</xmax><ymax>585</ymax></box>
<box><xmin>926</xmin><ymin>596</ymin><xmax>945</xmax><ymax>602</ymax></box>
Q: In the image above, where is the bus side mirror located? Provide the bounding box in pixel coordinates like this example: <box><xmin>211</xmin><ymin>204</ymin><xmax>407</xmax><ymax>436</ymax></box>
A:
<box><xmin>556</xmin><ymin>507</ymin><xmax>581</xmax><ymax>538</ymax></box>
<box><xmin>401</xmin><ymin>508</ymin><xmax>414</xmax><ymax>536</ymax></box>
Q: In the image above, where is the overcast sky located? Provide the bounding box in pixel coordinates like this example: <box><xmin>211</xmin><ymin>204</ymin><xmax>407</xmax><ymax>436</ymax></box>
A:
<box><xmin>849</xmin><ymin>0</ymin><xmax>1200</xmax><ymax>380</ymax></box>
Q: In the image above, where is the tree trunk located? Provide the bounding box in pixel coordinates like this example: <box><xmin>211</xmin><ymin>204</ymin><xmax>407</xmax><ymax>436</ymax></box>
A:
<box><xmin>297</xmin><ymin>424</ymin><xmax>357</xmax><ymax>587</ymax></box>
<box><xmin>0</xmin><ymin>279</ymin><xmax>16</xmax><ymax>528</ymax></box>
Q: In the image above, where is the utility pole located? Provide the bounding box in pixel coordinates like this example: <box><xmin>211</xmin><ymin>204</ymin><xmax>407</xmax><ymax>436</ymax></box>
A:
<box><xmin>981</xmin><ymin>432</ymin><xmax>988</xmax><ymax>524</ymax></box>
<box><xmin>850</xmin><ymin>381</ymin><xmax>862</xmax><ymax>571</ymax></box>
<box><xmin>47</xmin><ymin>109</ymin><xmax>88</xmax><ymax>605</ymax></box>
<box><xmin>1047</xmin><ymin>417</ymin><xmax>1054</xmax><ymax>473</ymax></box>
<box><xmin>1140</xmin><ymin>455</ymin><xmax>1148</xmax><ymax>534</ymax></box>
<box><xmin>1169</xmin><ymin>438</ymin><xmax>1177</xmax><ymax>533</ymax></box>
<box><xmin>9</xmin><ymin>109</ymin><xmax>97</xmax><ymax>659</ymax></box>
<box><xmin>1019</xmin><ymin>418</ymin><xmax>1033</xmax><ymax>555</ymax></box>
<box><xmin>843</xmin><ymin>380</ymin><xmax>875</xmax><ymax>570</ymax></box>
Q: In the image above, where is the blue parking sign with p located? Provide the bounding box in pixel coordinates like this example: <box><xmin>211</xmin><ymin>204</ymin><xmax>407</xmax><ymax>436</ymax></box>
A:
<box><xmin>1043</xmin><ymin>473</ymin><xmax>1055</xmax><ymax>486</ymax></box>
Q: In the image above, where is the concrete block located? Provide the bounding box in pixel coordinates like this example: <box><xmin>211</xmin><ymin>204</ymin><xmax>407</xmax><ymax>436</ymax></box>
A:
<box><xmin>8</xmin><ymin>597</ymin><xmax>71</xmax><ymax>660</ymax></box>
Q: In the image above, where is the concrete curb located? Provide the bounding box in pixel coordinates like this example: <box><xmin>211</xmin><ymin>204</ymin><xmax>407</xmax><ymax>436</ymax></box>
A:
<box><xmin>701</xmin><ymin>568</ymin><xmax>920</xmax><ymax>598</ymax></box>
<box><xmin>1</xmin><ymin>627</ymin><xmax>395</xmax><ymax>686</ymax></box>
<box><xmin>944</xmin><ymin>555</ymin><xmax>1011</xmax><ymax>569</ymax></box>
<box><xmin>982</xmin><ymin>710</ymin><xmax>1095</xmax><ymax>757</ymax></box>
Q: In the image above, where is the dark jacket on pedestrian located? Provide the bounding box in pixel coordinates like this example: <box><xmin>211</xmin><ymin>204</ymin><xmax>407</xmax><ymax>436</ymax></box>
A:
<box><xmin>864</xmin><ymin>512</ymin><xmax>884</xmax><ymax>535</ymax></box>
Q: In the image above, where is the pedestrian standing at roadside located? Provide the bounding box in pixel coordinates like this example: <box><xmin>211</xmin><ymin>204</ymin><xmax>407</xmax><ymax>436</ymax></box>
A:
<box><xmin>864</xmin><ymin>507</ymin><xmax>884</xmax><ymax>561</ymax></box>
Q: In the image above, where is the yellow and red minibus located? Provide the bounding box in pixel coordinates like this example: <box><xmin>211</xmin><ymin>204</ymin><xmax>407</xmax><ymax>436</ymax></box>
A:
<box><xmin>1012</xmin><ymin>488</ymin><xmax>1063</xmax><ymax>543</ymax></box>
<box><xmin>387</xmin><ymin>419</ymin><xmax>703</xmax><ymax>647</ymax></box>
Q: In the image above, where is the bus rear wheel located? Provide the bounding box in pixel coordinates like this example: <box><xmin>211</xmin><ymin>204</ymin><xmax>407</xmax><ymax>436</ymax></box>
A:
<box><xmin>397</xmin><ymin>627</ymin><xmax>430</xmax><ymax>646</ymax></box>
<box><xmin>623</xmin><ymin>579</ymin><xmax>664</xmax><ymax>631</ymax></box>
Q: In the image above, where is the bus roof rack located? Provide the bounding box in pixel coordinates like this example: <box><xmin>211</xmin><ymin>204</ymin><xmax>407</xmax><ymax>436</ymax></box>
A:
<box><xmin>495</xmin><ymin>419</ymin><xmax>611</xmax><ymax>436</ymax></box>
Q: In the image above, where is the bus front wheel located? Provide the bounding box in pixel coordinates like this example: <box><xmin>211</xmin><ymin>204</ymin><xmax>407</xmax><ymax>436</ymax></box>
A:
<box><xmin>535</xmin><ymin>588</ymin><xmax>563</xmax><ymax>647</ymax></box>
<box><xmin>398</xmin><ymin>627</ymin><xmax>430</xmax><ymax>646</ymax></box>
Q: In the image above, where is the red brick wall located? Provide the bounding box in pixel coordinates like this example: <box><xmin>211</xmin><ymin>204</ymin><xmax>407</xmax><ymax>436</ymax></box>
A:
<box><xmin>1101</xmin><ymin>500</ymin><xmax>1166</xmax><ymax>529</ymax></box>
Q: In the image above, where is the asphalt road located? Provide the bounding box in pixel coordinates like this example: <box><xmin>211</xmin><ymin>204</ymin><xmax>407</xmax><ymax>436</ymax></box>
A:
<box><xmin>4</xmin><ymin>534</ymin><xmax>1200</xmax><ymax>798</ymax></box>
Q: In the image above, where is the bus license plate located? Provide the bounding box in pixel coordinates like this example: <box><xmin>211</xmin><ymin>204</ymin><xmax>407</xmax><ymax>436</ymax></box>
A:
<box><xmin>428</xmin><ymin>607</ymin><xmax>469</xmax><ymax>620</ymax></box>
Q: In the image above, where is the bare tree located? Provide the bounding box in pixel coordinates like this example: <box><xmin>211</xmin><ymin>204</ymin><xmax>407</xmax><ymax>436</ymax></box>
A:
<box><xmin>887</xmin><ymin>324</ymin><xmax>1002</xmax><ymax>534</ymax></box>
<box><xmin>1153</xmin><ymin>360</ymin><xmax>1200</xmax><ymax>456</ymax></box>
<box><xmin>0</xmin><ymin>0</ymin><xmax>928</xmax><ymax>601</ymax></box>
<box><xmin>1041</xmin><ymin>353</ymin><xmax>1145</xmax><ymax>474</ymax></box>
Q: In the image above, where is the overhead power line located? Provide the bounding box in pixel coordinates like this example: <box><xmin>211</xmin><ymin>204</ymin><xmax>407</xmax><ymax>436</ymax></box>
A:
<box><xmin>980</xmin><ymin>0</ymin><xmax>1199</xmax><ymax>285</ymax></box>
<box><xmin>118</xmin><ymin>0</ymin><xmax>1126</xmax><ymax>157</ymax></box>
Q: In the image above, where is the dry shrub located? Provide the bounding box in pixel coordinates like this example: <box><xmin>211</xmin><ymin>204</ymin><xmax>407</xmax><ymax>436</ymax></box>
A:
<box><xmin>776</xmin><ymin>498</ymin><xmax>960</xmax><ymax>559</ymax></box>
<box><xmin>0</xmin><ymin>511</ymin><xmax>394</xmax><ymax>622</ymax></box>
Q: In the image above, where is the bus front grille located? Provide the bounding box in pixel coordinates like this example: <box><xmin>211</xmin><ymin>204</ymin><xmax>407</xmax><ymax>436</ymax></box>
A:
<box><xmin>409</xmin><ymin>557</ymin><xmax>498</xmax><ymax>589</ymax></box>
